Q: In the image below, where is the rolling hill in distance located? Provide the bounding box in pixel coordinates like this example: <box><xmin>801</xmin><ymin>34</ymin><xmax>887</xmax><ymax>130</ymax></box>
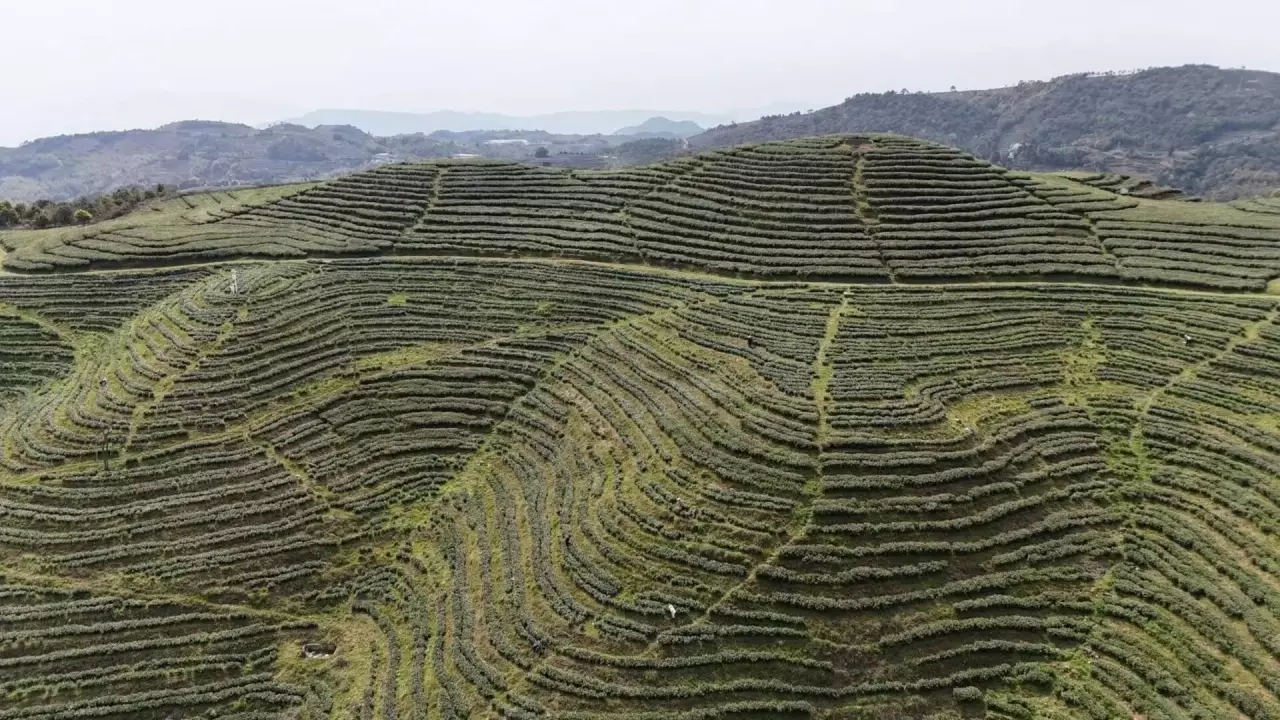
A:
<box><xmin>0</xmin><ymin>121</ymin><xmax>623</xmax><ymax>205</ymax></box>
<box><xmin>3</xmin><ymin>65</ymin><xmax>1279</xmax><ymax>206</ymax></box>
<box><xmin>693</xmin><ymin>65</ymin><xmax>1280</xmax><ymax>201</ymax></box>
<box><xmin>611</xmin><ymin>116</ymin><xmax>705</xmax><ymax>139</ymax></box>
<box><xmin>0</xmin><ymin>113</ymin><xmax>739</xmax><ymax>205</ymax></box>
<box><xmin>2</xmin><ymin>133</ymin><xmax>1280</xmax><ymax>719</ymax></box>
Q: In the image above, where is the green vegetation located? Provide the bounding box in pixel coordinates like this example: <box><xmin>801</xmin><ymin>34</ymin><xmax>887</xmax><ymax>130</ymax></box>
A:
<box><xmin>0</xmin><ymin>184</ymin><xmax>176</xmax><ymax>230</ymax></box>
<box><xmin>0</xmin><ymin>134</ymin><xmax>1279</xmax><ymax>719</ymax></box>
<box><xmin>5</xmin><ymin>134</ymin><xmax>1280</xmax><ymax>293</ymax></box>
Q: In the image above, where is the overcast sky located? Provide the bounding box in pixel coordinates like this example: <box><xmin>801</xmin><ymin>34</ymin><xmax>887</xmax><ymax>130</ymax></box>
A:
<box><xmin>3</xmin><ymin>0</ymin><xmax>1278</xmax><ymax>147</ymax></box>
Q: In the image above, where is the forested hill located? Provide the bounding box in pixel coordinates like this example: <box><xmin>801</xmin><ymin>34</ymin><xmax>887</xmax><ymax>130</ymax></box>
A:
<box><xmin>693</xmin><ymin>65</ymin><xmax>1280</xmax><ymax>200</ymax></box>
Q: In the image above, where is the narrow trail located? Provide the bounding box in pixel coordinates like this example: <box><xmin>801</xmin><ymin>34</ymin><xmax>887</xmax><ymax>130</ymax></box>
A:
<box><xmin>849</xmin><ymin>147</ymin><xmax>896</xmax><ymax>284</ymax></box>
<box><xmin>1127</xmin><ymin>301</ymin><xmax>1280</xmax><ymax>484</ymax></box>
<box><xmin>476</xmin><ymin>286</ymin><xmax>764</xmax><ymax>715</ymax></box>
<box><xmin>644</xmin><ymin>291</ymin><xmax>851</xmax><ymax>647</ymax></box>
<box><xmin>1080</xmin><ymin>214</ymin><xmax>1121</xmax><ymax>269</ymax></box>
<box><xmin>616</xmin><ymin>157</ymin><xmax>707</xmax><ymax>259</ymax></box>
<box><xmin>813</xmin><ymin>293</ymin><xmax>849</xmax><ymax>450</ymax></box>
<box><xmin>1135</xmin><ymin>303</ymin><xmax>1279</xmax><ymax>420</ymax></box>
<box><xmin>1017</xmin><ymin>174</ymin><xmax>1125</xmax><ymax>274</ymax></box>
<box><xmin>122</xmin><ymin>305</ymin><xmax>238</xmax><ymax>454</ymax></box>
<box><xmin>404</xmin><ymin>166</ymin><xmax>449</xmax><ymax>236</ymax></box>
<box><xmin>254</xmin><ymin>436</ymin><xmax>333</xmax><ymax>509</ymax></box>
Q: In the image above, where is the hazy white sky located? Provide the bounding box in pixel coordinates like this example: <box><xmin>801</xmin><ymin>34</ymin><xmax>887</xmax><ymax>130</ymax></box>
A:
<box><xmin>3</xmin><ymin>0</ymin><xmax>1278</xmax><ymax>146</ymax></box>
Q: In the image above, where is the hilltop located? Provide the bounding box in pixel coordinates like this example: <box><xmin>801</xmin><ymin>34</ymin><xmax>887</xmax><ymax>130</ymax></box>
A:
<box><xmin>613</xmin><ymin>116</ymin><xmax>704</xmax><ymax>139</ymax></box>
<box><xmin>694</xmin><ymin>65</ymin><xmax>1280</xmax><ymax>200</ymax></box>
<box><xmin>1</xmin><ymin>135</ymin><xmax>1280</xmax><ymax>719</ymax></box>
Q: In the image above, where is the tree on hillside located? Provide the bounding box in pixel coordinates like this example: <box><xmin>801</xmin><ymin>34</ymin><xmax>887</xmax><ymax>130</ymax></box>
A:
<box><xmin>0</xmin><ymin>184</ymin><xmax>178</xmax><ymax>231</ymax></box>
<box><xmin>534</xmin><ymin>147</ymin><xmax>550</xmax><ymax>159</ymax></box>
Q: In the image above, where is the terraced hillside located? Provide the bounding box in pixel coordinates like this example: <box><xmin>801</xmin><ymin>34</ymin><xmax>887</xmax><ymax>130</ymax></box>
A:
<box><xmin>1</xmin><ymin>135</ymin><xmax>1280</xmax><ymax>720</ymax></box>
<box><xmin>7</xmin><ymin>135</ymin><xmax>1280</xmax><ymax>291</ymax></box>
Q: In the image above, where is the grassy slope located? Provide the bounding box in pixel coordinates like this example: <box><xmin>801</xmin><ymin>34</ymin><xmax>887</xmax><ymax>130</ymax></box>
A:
<box><xmin>0</xmin><ymin>136</ymin><xmax>1279</xmax><ymax>719</ymax></box>
<box><xmin>0</xmin><ymin>183</ymin><xmax>313</xmax><ymax>268</ymax></box>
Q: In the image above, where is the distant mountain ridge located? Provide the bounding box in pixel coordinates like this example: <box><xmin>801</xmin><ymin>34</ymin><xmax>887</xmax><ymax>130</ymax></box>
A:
<box><xmin>693</xmin><ymin>64</ymin><xmax>1280</xmax><ymax>200</ymax></box>
<box><xmin>0</xmin><ymin>122</ymin><xmax>431</xmax><ymax>203</ymax></box>
<box><xmin>0</xmin><ymin>104</ymin><xmax>804</xmax><ymax>202</ymax></box>
<box><xmin>0</xmin><ymin>122</ymin><xmax>627</xmax><ymax>203</ymax></box>
<box><xmin>277</xmin><ymin>105</ymin><xmax>800</xmax><ymax>137</ymax></box>
<box><xmin>7</xmin><ymin>66</ymin><xmax>1280</xmax><ymax>203</ymax></box>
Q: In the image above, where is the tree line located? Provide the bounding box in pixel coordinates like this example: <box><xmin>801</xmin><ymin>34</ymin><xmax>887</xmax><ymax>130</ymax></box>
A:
<box><xmin>0</xmin><ymin>184</ymin><xmax>175</xmax><ymax>230</ymax></box>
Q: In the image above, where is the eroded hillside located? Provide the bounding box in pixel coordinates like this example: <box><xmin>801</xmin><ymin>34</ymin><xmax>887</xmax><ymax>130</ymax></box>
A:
<box><xmin>1</xmin><ymin>136</ymin><xmax>1280</xmax><ymax>719</ymax></box>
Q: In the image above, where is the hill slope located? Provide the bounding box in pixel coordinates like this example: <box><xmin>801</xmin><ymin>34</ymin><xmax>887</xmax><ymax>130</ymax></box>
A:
<box><xmin>613</xmin><ymin>116</ymin><xmax>705</xmax><ymax>139</ymax></box>
<box><xmin>1</xmin><ymin>136</ymin><xmax>1280</xmax><ymax>720</ymax></box>
<box><xmin>694</xmin><ymin>65</ymin><xmax>1280</xmax><ymax>200</ymax></box>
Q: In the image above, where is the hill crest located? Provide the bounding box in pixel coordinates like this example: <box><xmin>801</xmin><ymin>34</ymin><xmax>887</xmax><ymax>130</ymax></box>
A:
<box><xmin>613</xmin><ymin>116</ymin><xmax>704</xmax><ymax>139</ymax></box>
<box><xmin>5</xmin><ymin>134</ymin><xmax>1278</xmax><ymax>293</ymax></box>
